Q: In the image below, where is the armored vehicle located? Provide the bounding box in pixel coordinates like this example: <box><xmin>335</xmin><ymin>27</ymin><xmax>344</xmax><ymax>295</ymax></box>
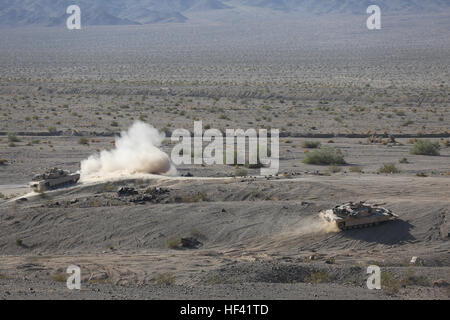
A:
<box><xmin>321</xmin><ymin>201</ymin><xmax>398</xmax><ymax>230</ymax></box>
<box><xmin>29</xmin><ymin>168</ymin><xmax>80</xmax><ymax>192</ymax></box>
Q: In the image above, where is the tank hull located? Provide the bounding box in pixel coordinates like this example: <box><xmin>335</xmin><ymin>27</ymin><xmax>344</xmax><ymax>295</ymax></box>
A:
<box><xmin>321</xmin><ymin>202</ymin><xmax>398</xmax><ymax>230</ymax></box>
<box><xmin>29</xmin><ymin>173</ymin><xmax>80</xmax><ymax>192</ymax></box>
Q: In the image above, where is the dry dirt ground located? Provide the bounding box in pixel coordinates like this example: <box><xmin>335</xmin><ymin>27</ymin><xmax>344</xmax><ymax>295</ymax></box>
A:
<box><xmin>0</xmin><ymin>14</ymin><xmax>449</xmax><ymax>299</ymax></box>
<box><xmin>0</xmin><ymin>141</ymin><xmax>449</xmax><ymax>299</ymax></box>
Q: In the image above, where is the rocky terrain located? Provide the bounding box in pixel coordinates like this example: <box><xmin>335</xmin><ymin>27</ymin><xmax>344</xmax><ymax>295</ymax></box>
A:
<box><xmin>0</xmin><ymin>10</ymin><xmax>449</xmax><ymax>300</ymax></box>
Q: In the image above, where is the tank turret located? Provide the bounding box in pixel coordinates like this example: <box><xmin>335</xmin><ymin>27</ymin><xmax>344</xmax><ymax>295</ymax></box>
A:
<box><xmin>29</xmin><ymin>168</ymin><xmax>80</xmax><ymax>192</ymax></box>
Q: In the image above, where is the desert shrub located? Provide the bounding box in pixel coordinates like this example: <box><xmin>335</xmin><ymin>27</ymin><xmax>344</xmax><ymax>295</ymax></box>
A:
<box><xmin>325</xmin><ymin>257</ymin><xmax>336</xmax><ymax>264</ymax></box>
<box><xmin>7</xmin><ymin>132</ymin><xmax>20</xmax><ymax>142</ymax></box>
<box><xmin>416</xmin><ymin>172</ymin><xmax>428</xmax><ymax>177</ymax></box>
<box><xmin>110</xmin><ymin>121</ymin><xmax>119</xmax><ymax>127</ymax></box>
<box><xmin>410</xmin><ymin>140</ymin><xmax>440</xmax><ymax>156</ymax></box>
<box><xmin>399</xmin><ymin>157</ymin><xmax>409</xmax><ymax>164</ymax></box>
<box><xmin>203</xmin><ymin>275</ymin><xmax>224</xmax><ymax>285</ymax></box>
<box><xmin>103</xmin><ymin>184</ymin><xmax>114</xmax><ymax>192</ymax></box>
<box><xmin>301</xmin><ymin>141</ymin><xmax>321</xmax><ymax>149</ymax></box>
<box><xmin>0</xmin><ymin>159</ymin><xmax>7</xmax><ymax>165</ymax></box>
<box><xmin>15</xmin><ymin>239</ymin><xmax>23</xmax><ymax>246</ymax></box>
<box><xmin>443</xmin><ymin>139</ymin><xmax>450</xmax><ymax>147</ymax></box>
<box><xmin>378</xmin><ymin>164</ymin><xmax>401</xmax><ymax>174</ymax></box>
<box><xmin>307</xmin><ymin>271</ymin><xmax>329</xmax><ymax>284</ymax></box>
<box><xmin>78</xmin><ymin>137</ymin><xmax>89</xmax><ymax>145</ymax></box>
<box><xmin>235</xmin><ymin>168</ymin><xmax>248</xmax><ymax>177</ymax></box>
<box><xmin>52</xmin><ymin>273</ymin><xmax>68</xmax><ymax>282</ymax></box>
<box><xmin>402</xmin><ymin>120</ymin><xmax>414</xmax><ymax>127</ymax></box>
<box><xmin>381</xmin><ymin>272</ymin><xmax>400</xmax><ymax>295</ymax></box>
<box><xmin>302</xmin><ymin>147</ymin><xmax>346</xmax><ymax>165</ymax></box>
<box><xmin>349</xmin><ymin>166</ymin><xmax>362</xmax><ymax>173</ymax></box>
<box><xmin>155</xmin><ymin>273</ymin><xmax>176</xmax><ymax>285</ymax></box>
<box><xmin>401</xmin><ymin>270</ymin><xmax>431</xmax><ymax>287</ymax></box>
<box><xmin>47</xmin><ymin>127</ymin><xmax>57</xmax><ymax>133</ymax></box>
<box><xmin>166</xmin><ymin>238</ymin><xmax>182</xmax><ymax>249</ymax></box>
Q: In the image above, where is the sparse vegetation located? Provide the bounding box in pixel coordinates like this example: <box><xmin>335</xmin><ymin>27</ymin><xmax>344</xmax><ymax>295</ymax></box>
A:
<box><xmin>155</xmin><ymin>272</ymin><xmax>176</xmax><ymax>285</ymax></box>
<box><xmin>78</xmin><ymin>137</ymin><xmax>89</xmax><ymax>145</ymax></box>
<box><xmin>7</xmin><ymin>132</ymin><xmax>20</xmax><ymax>143</ymax></box>
<box><xmin>203</xmin><ymin>274</ymin><xmax>224</xmax><ymax>285</ymax></box>
<box><xmin>302</xmin><ymin>147</ymin><xmax>346</xmax><ymax>165</ymax></box>
<box><xmin>381</xmin><ymin>272</ymin><xmax>401</xmax><ymax>295</ymax></box>
<box><xmin>410</xmin><ymin>140</ymin><xmax>440</xmax><ymax>156</ymax></box>
<box><xmin>166</xmin><ymin>237</ymin><xmax>182</xmax><ymax>249</ymax></box>
<box><xmin>443</xmin><ymin>139</ymin><xmax>450</xmax><ymax>147</ymax></box>
<box><xmin>328</xmin><ymin>165</ymin><xmax>341</xmax><ymax>174</ymax></box>
<box><xmin>47</xmin><ymin>126</ymin><xmax>57</xmax><ymax>133</ymax></box>
<box><xmin>401</xmin><ymin>269</ymin><xmax>431</xmax><ymax>287</ymax></box>
<box><xmin>51</xmin><ymin>273</ymin><xmax>68</xmax><ymax>282</ymax></box>
<box><xmin>378</xmin><ymin>164</ymin><xmax>401</xmax><ymax>174</ymax></box>
<box><xmin>416</xmin><ymin>172</ymin><xmax>428</xmax><ymax>177</ymax></box>
<box><xmin>349</xmin><ymin>166</ymin><xmax>362</xmax><ymax>173</ymax></box>
<box><xmin>307</xmin><ymin>271</ymin><xmax>329</xmax><ymax>284</ymax></box>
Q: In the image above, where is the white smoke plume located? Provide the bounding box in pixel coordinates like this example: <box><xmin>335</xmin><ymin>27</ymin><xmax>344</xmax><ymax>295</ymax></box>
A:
<box><xmin>80</xmin><ymin>121</ymin><xmax>176</xmax><ymax>181</ymax></box>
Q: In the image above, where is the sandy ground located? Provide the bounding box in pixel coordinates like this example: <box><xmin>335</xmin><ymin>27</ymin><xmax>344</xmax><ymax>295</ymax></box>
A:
<box><xmin>0</xmin><ymin>15</ymin><xmax>449</xmax><ymax>300</ymax></box>
<box><xmin>1</xmin><ymin>167</ymin><xmax>449</xmax><ymax>299</ymax></box>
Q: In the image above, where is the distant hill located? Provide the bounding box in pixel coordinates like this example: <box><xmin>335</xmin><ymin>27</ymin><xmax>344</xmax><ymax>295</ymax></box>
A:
<box><xmin>0</xmin><ymin>0</ymin><xmax>449</xmax><ymax>27</ymax></box>
<box><xmin>240</xmin><ymin>0</ymin><xmax>450</xmax><ymax>14</ymax></box>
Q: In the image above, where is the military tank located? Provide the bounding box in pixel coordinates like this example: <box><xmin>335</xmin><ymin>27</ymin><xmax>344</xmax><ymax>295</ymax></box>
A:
<box><xmin>29</xmin><ymin>168</ymin><xmax>80</xmax><ymax>192</ymax></box>
<box><xmin>320</xmin><ymin>201</ymin><xmax>398</xmax><ymax>230</ymax></box>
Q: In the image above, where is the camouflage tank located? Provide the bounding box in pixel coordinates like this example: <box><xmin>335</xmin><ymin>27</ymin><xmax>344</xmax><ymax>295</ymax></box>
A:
<box><xmin>29</xmin><ymin>168</ymin><xmax>80</xmax><ymax>192</ymax></box>
<box><xmin>321</xmin><ymin>201</ymin><xmax>398</xmax><ymax>230</ymax></box>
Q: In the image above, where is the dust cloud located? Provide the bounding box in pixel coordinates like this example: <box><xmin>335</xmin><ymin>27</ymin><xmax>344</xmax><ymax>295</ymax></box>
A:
<box><xmin>289</xmin><ymin>213</ymin><xmax>340</xmax><ymax>237</ymax></box>
<box><xmin>80</xmin><ymin>121</ymin><xmax>176</xmax><ymax>181</ymax></box>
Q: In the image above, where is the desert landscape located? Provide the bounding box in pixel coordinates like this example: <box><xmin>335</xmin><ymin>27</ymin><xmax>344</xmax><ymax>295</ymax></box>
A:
<box><xmin>0</xmin><ymin>1</ymin><xmax>449</xmax><ymax>300</ymax></box>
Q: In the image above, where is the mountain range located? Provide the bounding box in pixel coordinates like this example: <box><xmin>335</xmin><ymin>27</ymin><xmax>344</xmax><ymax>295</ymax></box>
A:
<box><xmin>0</xmin><ymin>0</ymin><xmax>449</xmax><ymax>27</ymax></box>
